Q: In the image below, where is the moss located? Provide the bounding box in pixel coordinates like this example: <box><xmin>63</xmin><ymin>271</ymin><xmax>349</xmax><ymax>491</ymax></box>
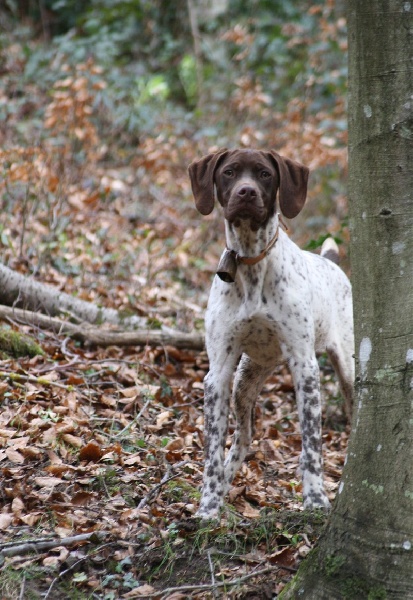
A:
<box><xmin>324</xmin><ymin>553</ymin><xmax>346</xmax><ymax>577</ymax></box>
<box><xmin>322</xmin><ymin>552</ymin><xmax>388</xmax><ymax>600</ymax></box>
<box><xmin>279</xmin><ymin>547</ymin><xmax>388</xmax><ymax>600</ymax></box>
<box><xmin>340</xmin><ymin>577</ymin><xmax>387</xmax><ymax>600</ymax></box>
<box><xmin>166</xmin><ymin>478</ymin><xmax>201</xmax><ymax>502</ymax></box>
<box><xmin>0</xmin><ymin>327</ymin><xmax>44</xmax><ymax>359</ymax></box>
<box><xmin>368</xmin><ymin>587</ymin><xmax>387</xmax><ymax>600</ymax></box>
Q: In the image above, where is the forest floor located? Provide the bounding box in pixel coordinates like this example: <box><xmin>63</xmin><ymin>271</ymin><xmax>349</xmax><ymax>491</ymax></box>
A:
<box><xmin>0</xmin><ymin>19</ymin><xmax>350</xmax><ymax>597</ymax></box>
<box><xmin>0</xmin><ymin>168</ymin><xmax>349</xmax><ymax>598</ymax></box>
<box><xmin>0</xmin><ymin>326</ymin><xmax>348</xmax><ymax>599</ymax></box>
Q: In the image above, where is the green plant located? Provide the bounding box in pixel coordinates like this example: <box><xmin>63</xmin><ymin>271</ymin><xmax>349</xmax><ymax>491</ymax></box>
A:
<box><xmin>0</xmin><ymin>565</ymin><xmax>45</xmax><ymax>600</ymax></box>
<box><xmin>93</xmin><ymin>467</ymin><xmax>121</xmax><ymax>496</ymax></box>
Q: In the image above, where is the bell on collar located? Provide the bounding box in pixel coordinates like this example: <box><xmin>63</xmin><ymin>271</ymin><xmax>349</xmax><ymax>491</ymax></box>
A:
<box><xmin>216</xmin><ymin>249</ymin><xmax>238</xmax><ymax>283</ymax></box>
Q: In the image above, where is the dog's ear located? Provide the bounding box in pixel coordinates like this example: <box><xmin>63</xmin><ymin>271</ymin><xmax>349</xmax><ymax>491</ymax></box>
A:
<box><xmin>267</xmin><ymin>151</ymin><xmax>309</xmax><ymax>219</ymax></box>
<box><xmin>188</xmin><ymin>149</ymin><xmax>229</xmax><ymax>215</ymax></box>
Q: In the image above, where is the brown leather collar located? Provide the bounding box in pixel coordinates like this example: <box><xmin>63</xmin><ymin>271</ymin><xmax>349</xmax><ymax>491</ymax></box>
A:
<box><xmin>217</xmin><ymin>218</ymin><xmax>286</xmax><ymax>282</ymax></box>
<box><xmin>231</xmin><ymin>226</ymin><xmax>279</xmax><ymax>266</ymax></box>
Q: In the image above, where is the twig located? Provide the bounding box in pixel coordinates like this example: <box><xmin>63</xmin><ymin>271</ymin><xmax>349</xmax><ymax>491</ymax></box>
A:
<box><xmin>207</xmin><ymin>549</ymin><xmax>219</xmax><ymax>600</ymax></box>
<box><xmin>112</xmin><ymin>394</ymin><xmax>152</xmax><ymax>439</ymax></box>
<box><xmin>138</xmin><ymin>461</ymin><xmax>189</xmax><ymax>509</ymax></box>
<box><xmin>19</xmin><ymin>575</ymin><xmax>25</xmax><ymax>600</ymax></box>
<box><xmin>0</xmin><ymin>531</ymin><xmax>109</xmax><ymax>558</ymax></box>
<box><xmin>158</xmin><ymin>565</ymin><xmax>283</xmax><ymax>598</ymax></box>
<box><xmin>137</xmin><ymin>473</ymin><xmax>181</xmax><ymax>510</ymax></box>
<box><xmin>33</xmin><ymin>357</ymin><xmax>80</xmax><ymax>374</ymax></box>
<box><xmin>43</xmin><ymin>542</ymin><xmax>112</xmax><ymax>600</ymax></box>
<box><xmin>61</xmin><ymin>336</ymin><xmax>74</xmax><ymax>357</ymax></box>
<box><xmin>0</xmin><ymin>370</ymin><xmax>73</xmax><ymax>391</ymax></box>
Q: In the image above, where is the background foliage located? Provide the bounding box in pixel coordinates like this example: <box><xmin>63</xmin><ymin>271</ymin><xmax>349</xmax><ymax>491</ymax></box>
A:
<box><xmin>0</xmin><ymin>0</ymin><xmax>349</xmax><ymax>303</ymax></box>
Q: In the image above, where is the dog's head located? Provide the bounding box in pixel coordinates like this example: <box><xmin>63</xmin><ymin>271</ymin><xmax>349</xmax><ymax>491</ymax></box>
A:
<box><xmin>188</xmin><ymin>149</ymin><xmax>309</xmax><ymax>229</ymax></box>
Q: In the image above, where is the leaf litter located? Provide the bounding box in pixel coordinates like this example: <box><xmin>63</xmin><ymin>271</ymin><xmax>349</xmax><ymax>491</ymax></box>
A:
<box><xmin>0</xmin><ymin>331</ymin><xmax>348</xmax><ymax>598</ymax></box>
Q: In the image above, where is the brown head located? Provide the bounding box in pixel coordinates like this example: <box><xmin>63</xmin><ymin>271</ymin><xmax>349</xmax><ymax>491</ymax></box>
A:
<box><xmin>188</xmin><ymin>149</ymin><xmax>309</xmax><ymax>229</ymax></box>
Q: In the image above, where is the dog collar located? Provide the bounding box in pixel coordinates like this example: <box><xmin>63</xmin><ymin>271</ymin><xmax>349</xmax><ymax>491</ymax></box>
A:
<box><xmin>217</xmin><ymin>226</ymin><xmax>280</xmax><ymax>283</ymax></box>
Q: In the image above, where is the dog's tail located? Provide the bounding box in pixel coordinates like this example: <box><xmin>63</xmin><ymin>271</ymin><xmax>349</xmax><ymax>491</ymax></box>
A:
<box><xmin>320</xmin><ymin>237</ymin><xmax>339</xmax><ymax>265</ymax></box>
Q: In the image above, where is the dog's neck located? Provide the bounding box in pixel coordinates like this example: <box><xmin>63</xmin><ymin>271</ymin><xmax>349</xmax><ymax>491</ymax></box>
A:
<box><xmin>224</xmin><ymin>214</ymin><xmax>279</xmax><ymax>260</ymax></box>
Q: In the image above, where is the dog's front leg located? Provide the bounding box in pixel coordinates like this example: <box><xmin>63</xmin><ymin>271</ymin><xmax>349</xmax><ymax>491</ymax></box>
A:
<box><xmin>288</xmin><ymin>354</ymin><xmax>331</xmax><ymax>510</ymax></box>
<box><xmin>197</xmin><ymin>367</ymin><xmax>233</xmax><ymax>519</ymax></box>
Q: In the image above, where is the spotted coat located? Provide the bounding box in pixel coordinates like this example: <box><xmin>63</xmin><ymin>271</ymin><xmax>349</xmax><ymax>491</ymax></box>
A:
<box><xmin>188</xmin><ymin>149</ymin><xmax>354</xmax><ymax>518</ymax></box>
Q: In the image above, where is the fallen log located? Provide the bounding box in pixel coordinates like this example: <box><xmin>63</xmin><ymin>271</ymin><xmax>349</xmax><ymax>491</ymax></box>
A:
<box><xmin>0</xmin><ymin>263</ymin><xmax>145</xmax><ymax>328</ymax></box>
<box><xmin>0</xmin><ymin>304</ymin><xmax>205</xmax><ymax>351</ymax></box>
<box><xmin>0</xmin><ymin>531</ymin><xmax>109</xmax><ymax>559</ymax></box>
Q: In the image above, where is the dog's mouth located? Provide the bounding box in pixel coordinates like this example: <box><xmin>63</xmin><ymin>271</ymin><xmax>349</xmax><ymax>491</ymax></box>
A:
<box><xmin>224</xmin><ymin>202</ymin><xmax>267</xmax><ymax>226</ymax></box>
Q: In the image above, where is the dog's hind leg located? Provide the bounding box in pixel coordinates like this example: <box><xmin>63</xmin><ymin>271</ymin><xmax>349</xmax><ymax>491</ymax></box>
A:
<box><xmin>327</xmin><ymin>342</ymin><xmax>354</xmax><ymax>421</ymax></box>
<box><xmin>224</xmin><ymin>355</ymin><xmax>273</xmax><ymax>492</ymax></box>
<box><xmin>287</xmin><ymin>351</ymin><xmax>331</xmax><ymax>510</ymax></box>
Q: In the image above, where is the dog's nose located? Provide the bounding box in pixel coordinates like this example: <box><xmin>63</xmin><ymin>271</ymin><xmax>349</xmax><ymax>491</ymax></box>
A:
<box><xmin>237</xmin><ymin>186</ymin><xmax>257</xmax><ymax>200</ymax></box>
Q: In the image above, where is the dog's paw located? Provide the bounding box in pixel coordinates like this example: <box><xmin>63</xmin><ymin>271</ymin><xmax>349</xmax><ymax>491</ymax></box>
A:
<box><xmin>195</xmin><ymin>508</ymin><xmax>220</xmax><ymax>523</ymax></box>
<box><xmin>303</xmin><ymin>493</ymin><xmax>331</xmax><ymax>511</ymax></box>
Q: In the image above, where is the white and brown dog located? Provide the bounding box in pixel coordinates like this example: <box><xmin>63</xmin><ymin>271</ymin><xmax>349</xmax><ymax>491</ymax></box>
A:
<box><xmin>188</xmin><ymin>148</ymin><xmax>354</xmax><ymax>518</ymax></box>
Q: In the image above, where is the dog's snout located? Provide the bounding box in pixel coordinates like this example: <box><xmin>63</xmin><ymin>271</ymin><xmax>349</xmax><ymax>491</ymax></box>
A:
<box><xmin>237</xmin><ymin>185</ymin><xmax>257</xmax><ymax>200</ymax></box>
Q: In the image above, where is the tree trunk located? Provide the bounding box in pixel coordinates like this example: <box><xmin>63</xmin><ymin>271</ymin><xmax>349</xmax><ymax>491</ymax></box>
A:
<box><xmin>280</xmin><ymin>1</ymin><xmax>413</xmax><ymax>598</ymax></box>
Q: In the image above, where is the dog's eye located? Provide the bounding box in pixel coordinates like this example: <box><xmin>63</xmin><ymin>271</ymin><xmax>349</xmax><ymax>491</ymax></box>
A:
<box><xmin>260</xmin><ymin>170</ymin><xmax>271</xmax><ymax>179</ymax></box>
<box><xmin>224</xmin><ymin>169</ymin><xmax>234</xmax><ymax>177</ymax></box>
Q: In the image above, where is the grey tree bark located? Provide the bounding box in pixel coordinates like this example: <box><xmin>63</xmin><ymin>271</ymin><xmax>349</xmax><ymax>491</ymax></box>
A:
<box><xmin>280</xmin><ymin>1</ymin><xmax>413</xmax><ymax>598</ymax></box>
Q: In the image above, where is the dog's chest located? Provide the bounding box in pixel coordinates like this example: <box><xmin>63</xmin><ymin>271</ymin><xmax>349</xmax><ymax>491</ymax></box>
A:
<box><xmin>207</xmin><ymin>279</ymin><xmax>284</xmax><ymax>365</ymax></box>
<box><xmin>235</xmin><ymin>311</ymin><xmax>283</xmax><ymax>365</ymax></box>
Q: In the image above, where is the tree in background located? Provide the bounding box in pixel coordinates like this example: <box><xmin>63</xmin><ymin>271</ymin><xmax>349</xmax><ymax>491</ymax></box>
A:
<box><xmin>281</xmin><ymin>1</ymin><xmax>413</xmax><ymax>597</ymax></box>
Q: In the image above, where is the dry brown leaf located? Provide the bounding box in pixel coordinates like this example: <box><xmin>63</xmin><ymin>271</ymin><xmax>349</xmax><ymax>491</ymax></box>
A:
<box><xmin>156</xmin><ymin>410</ymin><xmax>172</xmax><ymax>428</ymax></box>
<box><xmin>123</xmin><ymin>584</ymin><xmax>156</xmax><ymax>597</ymax></box>
<box><xmin>20</xmin><ymin>512</ymin><xmax>43</xmax><ymax>526</ymax></box>
<box><xmin>0</xmin><ymin>428</ymin><xmax>15</xmax><ymax>438</ymax></box>
<box><xmin>0</xmin><ymin>513</ymin><xmax>13</xmax><ymax>529</ymax></box>
<box><xmin>241</xmin><ymin>503</ymin><xmax>261</xmax><ymax>518</ymax></box>
<box><xmin>119</xmin><ymin>386</ymin><xmax>141</xmax><ymax>398</ymax></box>
<box><xmin>34</xmin><ymin>476</ymin><xmax>64</xmax><ymax>488</ymax></box>
<box><xmin>55</xmin><ymin>527</ymin><xmax>74</xmax><ymax>538</ymax></box>
<box><xmin>79</xmin><ymin>441</ymin><xmax>103</xmax><ymax>462</ymax></box>
<box><xmin>40</xmin><ymin>371</ymin><xmax>60</xmax><ymax>382</ymax></box>
<box><xmin>60</xmin><ymin>433</ymin><xmax>83</xmax><ymax>448</ymax></box>
<box><xmin>43</xmin><ymin>547</ymin><xmax>70</xmax><ymax>566</ymax></box>
<box><xmin>267</xmin><ymin>545</ymin><xmax>297</xmax><ymax>567</ymax></box>
<box><xmin>46</xmin><ymin>451</ymin><xmax>63</xmax><ymax>464</ymax></box>
<box><xmin>0</xmin><ymin>382</ymin><xmax>9</xmax><ymax>397</ymax></box>
<box><xmin>56</xmin><ymin>420</ymin><xmax>77</xmax><ymax>434</ymax></box>
<box><xmin>5</xmin><ymin>448</ymin><xmax>25</xmax><ymax>464</ymax></box>
<box><xmin>123</xmin><ymin>454</ymin><xmax>141</xmax><ymax>466</ymax></box>
<box><xmin>100</xmin><ymin>395</ymin><xmax>117</xmax><ymax>407</ymax></box>
<box><xmin>11</xmin><ymin>497</ymin><xmax>24</xmax><ymax>516</ymax></box>
<box><xmin>64</xmin><ymin>391</ymin><xmax>79</xmax><ymax>412</ymax></box>
<box><xmin>71</xmin><ymin>491</ymin><xmax>96</xmax><ymax>506</ymax></box>
<box><xmin>164</xmin><ymin>438</ymin><xmax>184</xmax><ymax>452</ymax></box>
<box><xmin>244</xmin><ymin>489</ymin><xmax>267</xmax><ymax>505</ymax></box>
<box><xmin>19</xmin><ymin>446</ymin><xmax>42</xmax><ymax>460</ymax></box>
<box><xmin>42</xmin><ymin>427</ymin><xmax>57</xmax><ymax>444</ymax></box>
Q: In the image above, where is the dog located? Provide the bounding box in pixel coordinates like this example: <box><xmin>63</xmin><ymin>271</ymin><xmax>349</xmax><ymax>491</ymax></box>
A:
<box><xmin>188</xmin><ymin>148</ymin><xmax>354</xmax><ymax>519</ymax></box>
